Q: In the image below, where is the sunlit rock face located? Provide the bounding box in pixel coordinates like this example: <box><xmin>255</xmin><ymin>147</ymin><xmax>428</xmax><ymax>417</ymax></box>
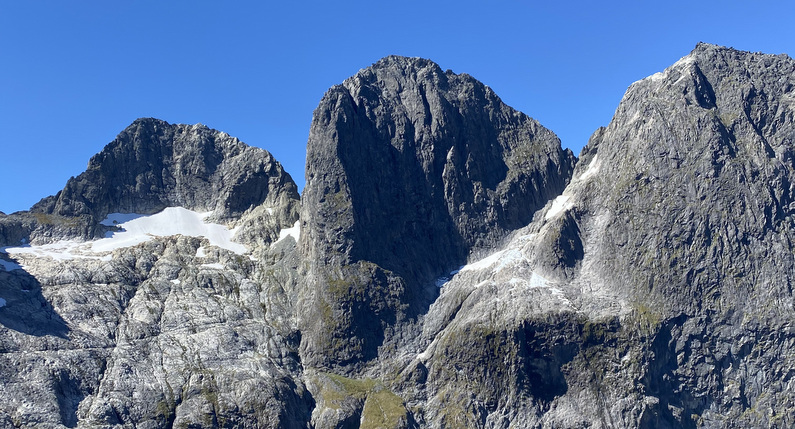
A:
<box><xmin>0</xmin><ymin>119</ymin><xmax>306</xmax><ymax>428</ymax></box>
<box><xmin>3</xmin><ymin>44</ymin><xmax>795</xmax><ymax>428</ymax></box>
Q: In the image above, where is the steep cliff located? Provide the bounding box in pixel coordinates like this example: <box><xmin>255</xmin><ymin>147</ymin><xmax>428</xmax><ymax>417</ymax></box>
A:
<box><xmin>395</xmin><ymin>43</ymin><xmax>795</xmax><ymax>428</ymax></box>
<box><xmin>299</xmin><ymin>56</ymin><xmax>576</xmax><ymax>370</ymax></box>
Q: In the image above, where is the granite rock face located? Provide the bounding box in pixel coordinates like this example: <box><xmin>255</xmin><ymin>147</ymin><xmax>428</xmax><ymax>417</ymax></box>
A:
<box><xmin>3</xmin><ymin>45</ymin><xmax>795</xmax><ymax>429</ymax></box>
<box><xmin>393</xmin><ymin>43</ymin><xmax>795</xmax><ymax>427</ymax></box>
<box><xmin>0</xmin><ymin>120</ymin><xmax>306</xmax><ymax>428</ymax></box>
<box><xmin>299</xmin><ymin>56</ymin><xmax>575</xmax><ymax>370</ymax></box>
<box><xmin>0</xmin><ymin>119</ymin><xmax>299</xmax><ymax>249</ymax></box>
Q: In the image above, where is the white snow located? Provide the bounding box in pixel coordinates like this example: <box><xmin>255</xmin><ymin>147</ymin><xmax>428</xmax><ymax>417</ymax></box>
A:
<box><xmin>544</xmin><ymin>195</ymin><xmax>572</xmax><ymax>220</ymax></box>
<box><xmin>276</xmin><ymin>221</ymin><xmax>300</xmax><ymax>243</ymax></box>
<box><xmin>170</xmin><ymin>279</ymin><xmax>181</xmax><ymax>285</ymax></box>
<box><xmin>577</xmin><ymin>154</ymin><xmax>601</xmax><ymax>182</ymax></box>
<box><xmin>195</xmin><ymin>247</ymin><xmax>207</xmax><ymax>257</ymax></box>
<box><xmin>460</xmin><ymin>249</ymin><xmax>508</xmax><ymax>272</ymax></box>
<box><xmin>201</xmin><ymin>263</ymin><xmax>225</xmax><ymax>270</ymax></box>
<box><xmin>0</xmin><ymin>258</ymin><xmax>22</xmax><ymax>271</ymax></box>
<box><xmin>529</xmin><ymin>272</ymin><xmax>548</xmax><ymax>289</ymax></box>
<box><xmin>459</xmin><ymin>249</ymin><xmax>523</xmax><ymax>274</ymax></box>
<box><xmin>0</xmin><ymin>298</ymin><xmax>6</xmax><ymax>308</ymax></box>
<box><xmin>5</xmin><ymin>240</ymin><xmax>107</xmax><ymax>262</ymax></box>
<box><xmin>3</xmin><ymin>207</ymin><xmax>247</xmax><ymax>264</ymax></box>
<box><xmin>265</xmin><ymin>208</ymin><xmax>274</xmax><ymax>215</ymax></box>
<box><xmin>93</xmin><ymin>207</ymin><xmax>247</xmax><ymax>254</ymax></box>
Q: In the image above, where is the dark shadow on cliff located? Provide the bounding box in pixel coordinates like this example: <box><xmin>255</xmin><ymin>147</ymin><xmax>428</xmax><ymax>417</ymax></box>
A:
<box><xmin>0</xmin><ymin>261</ymin><xmax>70</xmax><ymax>339</ymax></box>
<box><xmin>640</xmin><ymin>315</ymin><xmax>711</xmax><ymax>429</ymax></box>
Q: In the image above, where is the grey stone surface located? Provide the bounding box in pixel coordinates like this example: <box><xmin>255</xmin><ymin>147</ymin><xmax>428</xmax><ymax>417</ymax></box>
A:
<box><xmin>299</xmin><ymin>56</ymin><xmax>575</xmax><ymax>370</ymax></box>
<box><xmin>392</xmin><ymin>43</ymin><xmax>795</xmax><ymax>428</ymax></box>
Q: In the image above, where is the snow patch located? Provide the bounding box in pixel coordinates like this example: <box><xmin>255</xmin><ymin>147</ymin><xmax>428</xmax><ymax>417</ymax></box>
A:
<box><xmin>276</xmin><ymin>221</ymin><xmax>300</xmax><ymax>243</ymax></box>
<box><xmin>577</xmin><ymin>154</ymin><xmax>601</xmax><ymax>182</ymax></box>
<box><xmin>3</xmin><ymin>207</ymin><xmax>247</xmax><ymax>263</ymax></box>
<box><xmin>201</xmin><ymin>263</ymin><xmax>225</xmax><ymax>270</ymax></box>
<box><xmin>529</xmin><ymin>272</ymin><xmax>548</xmax><ymax>289</ymax></box>
<box><xmin>94</xmin><ymin>207</ymin><xmax>247</xmax><ymax>254</ymax></box>
<box><xmin>460</xmin><ymin>249</ymin><xmax>510</xmax><ymax>272</ymax></box>
<box><xmin>196</xmin><ymin>247</ymin><xmax>207</xmax><ymax>257</ymax></box>
<box><xmin>0</xmin><ymin>298</ymin><xmax>6</xmax><ymax>308</ymax></box>
<box><xmin>545</xmin><ymin>195</ymin><xmax>572</xmax><ymax>220</ymax></box>
<box><xmin>266</xmin><ymin>208</ymin><xmax>274</xmax><ymax>215</ymax></box>
<box><xmin>170</xmin><ymin>279</ymin><xmax>181</xmax><ymax>285</ymax></box>
<box><xmin>5</xmin><ymin>240</ymin><xmax>106</xmax><ymax>262</ymax></box>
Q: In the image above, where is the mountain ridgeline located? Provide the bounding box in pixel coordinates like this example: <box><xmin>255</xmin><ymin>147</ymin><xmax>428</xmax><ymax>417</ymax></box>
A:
<box><xmin>1</xmin><ymin>43</ymin><xmax>794</xmax><ymax>428</ymax></box>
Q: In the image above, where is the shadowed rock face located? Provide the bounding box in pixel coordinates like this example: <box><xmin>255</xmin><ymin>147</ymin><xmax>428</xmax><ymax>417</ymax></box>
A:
<box><xmin>407</xmin><ymin>43</ymin><xmax>795</xmax><ymax>427</ymax></box>
<box><xmin>32</xmin><ymin>118</ymin><xmax>299</xmax><ymax>225</ymax></box>
<box><xmin>298</xmin><ymin>55</ymin><xmax>576</xmax><ymax>369</ymax></box>
<box><xmin>0</xmin><ymin>118</ymin><xmax>300</xmax><ymax>247</ymax></box>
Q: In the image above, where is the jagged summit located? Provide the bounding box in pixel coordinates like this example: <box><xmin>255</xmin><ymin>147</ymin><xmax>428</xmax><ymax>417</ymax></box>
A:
<box><xmin>32</xmin><ymin>117</ymin><xmax>299</xmax><ymax>223</ymax></box>
<box><xmin>0</xmin><ymin>118</ymin><xmax>300</xmax><ymax>247</ymax></box>
<box><xmin>299</xmin><ymin>54</ymin><xmax>576</xmax><ymax>369</ymax></box>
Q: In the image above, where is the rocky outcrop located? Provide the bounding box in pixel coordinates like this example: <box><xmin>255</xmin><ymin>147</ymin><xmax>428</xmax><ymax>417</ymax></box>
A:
<box><xmin>0</xmin><ymin>120</ymin><xmax>306</xmax><ymax>428</ymax></box>
<box><xmin>394</xmin><ymin>43</ymin><xmax>795</xmax><ymax>427</ymax></box>
<box><xmin>0</xmin><ymin>119</ymin><xmax>300</xmax><ymax>248</ymax></box>
<box><xmin>26</xmin><ymin>118</ymin><xmax>300</xmax><ymax>243</ymax></box>
<box><xmin>299</xmin><ymin>56</ymin><xmax>576</xmax><ymax>370</ymax></box>
<box><xmin>0</xmin><ymin>234</ymin><xmax>312</xmax><ymax>428</ymax></box>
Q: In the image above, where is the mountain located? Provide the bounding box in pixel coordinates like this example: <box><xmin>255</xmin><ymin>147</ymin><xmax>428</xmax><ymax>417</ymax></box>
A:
<box><xmin>0</xmin><ymin>119</ymin><xmax>300</xmax><ymax>249</ymax></box>
<box><xmin>2</xmin><ymin>44</ymin><xmax>795</xmax><ymax>428</ymax></box>
<box><xmin>299</xmin><ymin>55</ymin><xmax>575</xmax><ymax>370</ymax></box>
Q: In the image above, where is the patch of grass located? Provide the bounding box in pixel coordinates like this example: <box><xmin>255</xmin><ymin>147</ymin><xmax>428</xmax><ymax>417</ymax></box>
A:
<box><xmin>632</xmin><ymin>302</ymin><xmax>663</xmax><ymax>336</ymax></box>
<box><xmin>33</xmin><ymin>212</ymin><xmax>83</xmax><ymax>227</ymax></box>
<box><xmin>361</xmin><ymin>388</ymin><xmax>407</xmax><ymax>429</ymax></box>
<box><xmin>317</xmin><ymin>372</ymin><xmax>408</xmax><ymax>428</ymax></box>
<box><xmin>326</xmin><ymin>373</ymin><xmax>376</xmax><ymax>398</ymax></box>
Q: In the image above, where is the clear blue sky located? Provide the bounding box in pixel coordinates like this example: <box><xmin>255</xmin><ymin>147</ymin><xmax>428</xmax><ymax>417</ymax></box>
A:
<box><xmin>1</xmin><ymin>1</ymin><xmax>793</xmax><ymax>213</ymax></box>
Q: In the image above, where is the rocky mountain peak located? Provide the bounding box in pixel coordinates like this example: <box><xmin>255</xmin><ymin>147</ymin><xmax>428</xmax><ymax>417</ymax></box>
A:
<box><xmin>32</xmin><ymin>117</ymin><xmax>299</xmax><ymax>224</ymax></box>
<box><xmin>0</xmin><ymin>118</ymin><xmax>300</xmax><ymax>247</ymax></box>
<box><xmin>299</xmin><ymin>55</ymin><xmax>576</xmax><ymax>369</ymax></box>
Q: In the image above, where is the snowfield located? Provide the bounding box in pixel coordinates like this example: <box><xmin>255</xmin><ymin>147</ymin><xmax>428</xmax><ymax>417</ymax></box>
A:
<box><xmin>277</xmin><ymin>220</ymin><xmax>300</xmax><ymax>243</ymax></box>
<box><xmin>2</xmin><ymin>207</ymin><xmax>247</xmax><ymax>266</ymax></box>
<box><xmin>94</xmin><ymin>207</ymin><xmax>246</xmax><ymax>254</ymax></box>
